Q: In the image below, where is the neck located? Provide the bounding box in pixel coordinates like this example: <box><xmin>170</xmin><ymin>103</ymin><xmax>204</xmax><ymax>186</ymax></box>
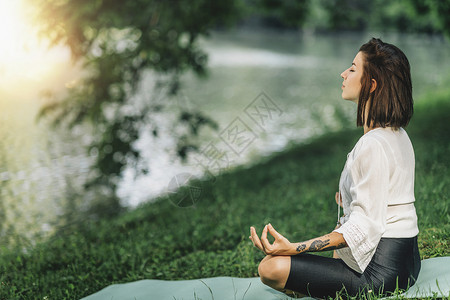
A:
<box><xmin>363</xmin><ymin>124</ymin><xmax>378</xmax><ymax>134</ymax></box>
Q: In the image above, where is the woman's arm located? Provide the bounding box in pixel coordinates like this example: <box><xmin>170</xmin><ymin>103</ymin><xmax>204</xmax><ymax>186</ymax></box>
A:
<box><xmin>250</xmin><ymin>223</ymin><xmax>347</xmax><ymax>256</ymax></box>
<box><xmin>293</xmin><ymin>231</ymin><xmax>347</xmax><ymax>255</ymax></box>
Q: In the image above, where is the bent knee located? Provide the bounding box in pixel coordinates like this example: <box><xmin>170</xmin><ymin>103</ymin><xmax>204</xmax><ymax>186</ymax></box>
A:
<box><xmin>257</xmin><ymin>255</ymin><xmax>272</xmax><ymax>280</ymax></box>
<box><xmin>258</xmin><ymin>255</ymin><xmax>291</xmax><ymax>287</ymax></box>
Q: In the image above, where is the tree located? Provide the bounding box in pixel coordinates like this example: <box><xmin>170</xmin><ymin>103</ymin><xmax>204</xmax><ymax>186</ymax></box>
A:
<box><xmin>410</xmin><ymin>0</ymin><xmax>450</xmax><ymax>37</ymax></box>
<box><xmin>35</xmin><ymin>0</ymin><xmax>242</xmax><ymax>202</ymax></box>
<box><xmin>321</xmin><ymin>0</ymin><xmax>370</xmax><ymax>31</ymax></box>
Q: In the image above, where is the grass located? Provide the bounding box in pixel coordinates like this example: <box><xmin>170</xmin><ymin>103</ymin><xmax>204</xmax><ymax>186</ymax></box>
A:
<box><xmin>0</xmin><ymin>89</ymin><xmax>449</xmax><ymax>299</ymax></box>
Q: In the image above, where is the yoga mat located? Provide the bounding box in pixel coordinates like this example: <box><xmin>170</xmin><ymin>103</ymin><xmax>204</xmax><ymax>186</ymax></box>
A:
<box><xmin>82</xmin><ymin>276</ymin><xmax>300</xmax><ymax>300</ymax></box>
<box><xmin>394</xmin><ymin>257</ymin><xmax>450</xmax><ymax>299</ymax></box>
<box><xmin>82</xmin><ymin>257</ymin><xmax>450</xmax><ymax>300</ymax></box>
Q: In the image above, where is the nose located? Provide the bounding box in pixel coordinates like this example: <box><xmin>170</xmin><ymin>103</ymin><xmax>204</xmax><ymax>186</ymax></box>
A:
<box><xmin>340</xmin><ymin>69</ymin><xmax>347</xmax><ymax>79</ymax></box>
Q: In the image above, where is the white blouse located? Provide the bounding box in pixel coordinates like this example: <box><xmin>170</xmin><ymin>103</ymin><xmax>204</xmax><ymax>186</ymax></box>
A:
<box><xmin>333</xmin><ymin>127</ymin><xmax>419</xmax><ymax>273</ymax></box>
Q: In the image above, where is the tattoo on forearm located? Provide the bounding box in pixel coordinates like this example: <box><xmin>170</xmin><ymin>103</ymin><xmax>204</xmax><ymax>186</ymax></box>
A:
<box><xmin>322</xmin><ymin>242</ymin><xmax>347</xmax><ymax>251</ymax></box>
<box><xmin>297</xmin><ymin>239</ymin><xmax>347</xmax><ymax>253</ymax></box>
<box><xmin>309</xmin><ymin>239</ymin><xmax>331</xmax><ymax>251</ymax></box>
<box><xmin>296</xmin><ymin>243</ymin><xmax>306</xmax><ymax>253</ymax></box>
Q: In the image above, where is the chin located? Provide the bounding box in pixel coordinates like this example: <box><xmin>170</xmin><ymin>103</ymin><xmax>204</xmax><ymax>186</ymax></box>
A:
<box><xmin>342</xmin><ymin>95</ymin><xmax>358</xmax><ymax>103</ymax></box>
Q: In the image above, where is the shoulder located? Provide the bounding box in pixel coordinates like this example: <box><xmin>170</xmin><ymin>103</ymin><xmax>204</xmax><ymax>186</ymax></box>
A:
<box><xmin>348</xmin><ymin>129</ymin><xmax>391</xmax><ymax>170</ymax></box>
<box><xmin>351</xmin><ymin>130</ymin><xmax>386</xmax><ymax>160</ymax></box>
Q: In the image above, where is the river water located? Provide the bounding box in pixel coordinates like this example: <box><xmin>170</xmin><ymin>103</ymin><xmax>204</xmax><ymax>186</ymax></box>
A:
<box><xmin>1</xmin><ymin>29</ymin><xmax>449</xmax><ymax>247</ymax></box>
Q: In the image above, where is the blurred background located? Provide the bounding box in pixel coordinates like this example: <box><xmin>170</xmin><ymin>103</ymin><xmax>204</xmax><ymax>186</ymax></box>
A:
<box><xmin>1</xmin><ymin>0</ymin><xmax>449</xmax><ymax>249</ymax></box>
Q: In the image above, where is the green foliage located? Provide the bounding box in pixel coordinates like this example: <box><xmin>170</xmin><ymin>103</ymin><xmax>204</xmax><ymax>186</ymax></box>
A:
<box><xmin>304</xmin><ymin>0</ymin><xmax>450</xmax><ymax>35</ymax></box>
<box><xmin>240</xmin><ymin>0</ymin><xmax>450</xmax><ymax>35</ymax></box>
<box><xmin>243</xmin><ymin>0</ymin><xmax>310</xmax><ymax>28</ymax></box>
<box><xmin>410</xmin><ymin>0</ymin><xmax>450</xmax><ymax>36</ymax></box>
<box><xmin>1</xmin><ymin>90</ymin><xmax>449</xmax><ymax>299</ymax></box>
<box><xmin>321</xmin><ymin>0</ymin><xmax>371</xmax><ymax>31</ymax></box>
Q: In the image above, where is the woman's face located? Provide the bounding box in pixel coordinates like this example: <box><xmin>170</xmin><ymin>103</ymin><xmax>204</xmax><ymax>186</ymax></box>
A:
<box><xmin>340</xmin><ymin>51</ymin><xmax>364</xmax><ymax>103</ymax></box>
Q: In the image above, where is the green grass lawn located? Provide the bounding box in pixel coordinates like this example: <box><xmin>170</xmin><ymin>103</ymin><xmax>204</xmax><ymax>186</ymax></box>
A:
<box><xmin>0</xmin><ymin>90</ymin><xmax>449</xmax><ymax>299</ymax></box>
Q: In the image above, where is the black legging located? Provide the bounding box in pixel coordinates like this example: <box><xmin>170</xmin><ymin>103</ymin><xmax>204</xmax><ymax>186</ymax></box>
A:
<box><xmin>283</xmin><ymin>236</ymin><xmax>421</xmax><ymax>299</ymax></box>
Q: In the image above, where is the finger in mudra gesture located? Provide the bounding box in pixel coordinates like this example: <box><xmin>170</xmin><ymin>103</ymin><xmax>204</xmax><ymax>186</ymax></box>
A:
<box><xmin>249</xmin><ymin>223</ymin><xmax>294</xmax><ymax>256</ymax></box>
<box><xmin>250</xmin><ymin>223</ymin><xmax>347</xmax><ymax>256</ymax></box>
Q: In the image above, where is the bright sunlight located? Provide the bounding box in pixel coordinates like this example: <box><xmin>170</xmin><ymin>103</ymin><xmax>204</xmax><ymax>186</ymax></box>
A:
<box><xmin>0</xmin><ymin>0</ymin><xmax>71</xmax><ymax>93</ymax></box>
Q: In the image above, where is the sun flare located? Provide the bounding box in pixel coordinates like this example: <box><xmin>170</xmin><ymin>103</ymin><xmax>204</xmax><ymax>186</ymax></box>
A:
<box><xmin>0</xmin><ymin>0</ymin><xmax>71</xmax><ymax>92</ymax></box>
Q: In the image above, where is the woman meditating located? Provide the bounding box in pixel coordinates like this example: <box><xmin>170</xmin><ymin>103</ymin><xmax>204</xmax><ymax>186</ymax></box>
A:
<box><xmin>249</xmin><ymin>38</ymin><xmax>421</xmax><ymax>299</ymax></box>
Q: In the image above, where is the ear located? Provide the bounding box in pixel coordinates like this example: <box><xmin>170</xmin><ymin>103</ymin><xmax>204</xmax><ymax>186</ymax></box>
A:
<box><xmin>370</xmin><ymin>79</ymin><xmax>377</xmax><ymax>93</ymax></box>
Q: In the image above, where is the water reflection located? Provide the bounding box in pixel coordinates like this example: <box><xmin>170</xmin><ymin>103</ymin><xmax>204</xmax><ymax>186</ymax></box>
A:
<box><xmin>1</xmin><ymin>30</ymin><xmax>449</xmax><ymax>248</ymax></box>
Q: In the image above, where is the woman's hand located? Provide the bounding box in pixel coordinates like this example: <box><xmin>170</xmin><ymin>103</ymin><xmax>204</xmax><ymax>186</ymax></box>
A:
<box><xmin>249</xmin><ymin>223</ymin><xmax>294</xmax><ymax>256</ymax></box>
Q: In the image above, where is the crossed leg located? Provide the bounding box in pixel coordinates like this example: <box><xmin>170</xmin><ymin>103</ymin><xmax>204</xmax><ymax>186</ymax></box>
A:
<box><xmin>258</xmin><ymin>255</ymin><xmax>305</xmax><ymax>298</ymax></box>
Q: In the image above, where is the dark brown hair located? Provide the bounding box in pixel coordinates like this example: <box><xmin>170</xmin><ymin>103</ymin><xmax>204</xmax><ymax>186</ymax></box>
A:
<box><xmin>357</xmin><ymin>38</ymin><xmax>413</xmax><ymax>129</ymax></box>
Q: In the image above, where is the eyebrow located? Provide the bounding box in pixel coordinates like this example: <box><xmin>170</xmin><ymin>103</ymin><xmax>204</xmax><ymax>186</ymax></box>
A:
<box><xmin>352</xmin><ymin>62</ymin><xmax>356</xmax><ymax>67</ymax></box>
